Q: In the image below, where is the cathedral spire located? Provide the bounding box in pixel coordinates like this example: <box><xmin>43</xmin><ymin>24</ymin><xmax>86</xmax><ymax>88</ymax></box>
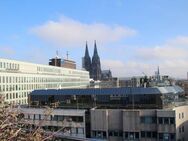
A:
<box><xmin>91</xmin><ymin>40</ymin><xmax>101</xmax><ymax>80</ymax></box>
<box><xmin>85</xmin><ymin>41</ymin><xmax>90</xmax><ymax>57</ymax></box>
<box><xmin>83</xmin><ymin>41</ymin><xmax>92</xmax><ymax>77</ymax></box>
<box><xmin>93</xmin><ymin>40</ymin><xmax>99</xmax><ymax>57</ymax></box>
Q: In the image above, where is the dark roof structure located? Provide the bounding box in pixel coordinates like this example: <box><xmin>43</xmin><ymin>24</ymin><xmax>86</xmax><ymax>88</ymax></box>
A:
<box><xmin>30</xmin><ymin>86</ymin><xmax>183</xmax><ymax>96</ymax></box>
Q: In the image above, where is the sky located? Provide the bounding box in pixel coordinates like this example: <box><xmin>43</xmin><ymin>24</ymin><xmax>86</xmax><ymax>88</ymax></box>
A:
<box><xmin>1</xmin><ymin>0</ymin><xmax>188</xmax><ymax>78</ymax></box>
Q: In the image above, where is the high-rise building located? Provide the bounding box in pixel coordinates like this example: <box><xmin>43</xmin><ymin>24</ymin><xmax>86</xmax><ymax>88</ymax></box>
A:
<box><xmin>91</xmin><ymin>41</ymin><xmax>102</xmax><ymax>80</ymax></box>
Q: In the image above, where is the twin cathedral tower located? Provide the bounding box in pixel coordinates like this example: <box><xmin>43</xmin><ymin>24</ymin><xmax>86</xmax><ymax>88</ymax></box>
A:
<box><xmin>82</xmin><ymin>41</ymin><xmax>101</xmax><ymax>80</ymax></box>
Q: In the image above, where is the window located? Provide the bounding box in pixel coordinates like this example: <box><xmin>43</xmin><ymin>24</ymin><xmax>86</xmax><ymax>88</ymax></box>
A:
<box><xmin>152</xmin><ymin>132</ymin><xmax>157</xmax><ymax>138</ymax></box>
<box><xmin>182</xmin><ymin>126</ymin><xmax>184</xmax><ymax>132</ymax></box>
<box><xmin>159</xmin><ymin>133</ymin><xmax>163</xmax><ymax>140</ymax></box>
<box><xmin>164</xmin><ymin>133</ymin><xmax>169</xmax><ymax>140</ymax></box>
<box><xmin>124</xmin><ymin>132</ymin><xmax>128</xmax><ymax>139</ymax></box>
<box><xmin>92</xmin><ymin>131</ymin><xmax>96</xmax><ymax>137</ymax></box>
<box><xmin>179</xmin><ymin>127</ymin><xmax>181</xmax><ymax>133</ymax></box>
<box><xmin>135</xmin><ymin>132</ymin><xmax>139</xmax><ymax>139</ymax></box>
<box><xmin>179</xmin><ymin>113</ymin><xmax>181</xmax><ymax>119</ymax></box>
<box><xmin>109</xmin><ymin>131</ymin><xmax>113</xmax><ymax>136</ymax></box>
<box><xmin>170</xmin><ymin>117</ymin><xmax>175</xmax><ymax>124</ymax></box>
<box><xmin>140</xmin><ymin>116</ymin><xmax>156</xmax><ymax>124</ymax></box>
<box><xmin>103</xmin><ymin>132</ymin><xmax>106</xmax><ymax>138</ymax></box>
<box><xmin>119</xmin><ymin>131</ymin><xmax>123</xmax><ymax>137</ymax></box>
<box><xmin>182</xmin><ymin>113</ymin><xmax>184</xmax><ymax>118</ymax></box>
<box><xmin>147</xmin><ymin>132</ymin><xmax>151</xmax><ymax>138</ymax></box>
<box><xmin>129</xmin><ymin>132</ymin><xmax>134</xmax><ymax>140</ymax></box>
<box><xmin>114</xmin><ymin>131</ymin><xmax>118</xmax><ymax>137</ymax></box>
<box><xmin>158</xmin><ymin>117</ymin><xmax>163</xmax><ymax>124</ymax></box>
<box><xmin>170</xmin><ymin>134</ymin><xmax>175</xmax><ymax>140</ymax></box>
<box><xmin>141</xmin><ymin>131</ymin><xmax>145</xmax><ymax>138</ymax></box>
<box><xmin>164</xmin><ymin>117</ymin><xmax>169</xmax><ymax>124</ymax></box>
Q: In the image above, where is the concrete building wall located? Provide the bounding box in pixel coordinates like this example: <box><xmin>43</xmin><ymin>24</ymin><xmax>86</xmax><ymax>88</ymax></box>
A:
<box><xmin>108</xmin><ymin>109</ymin><xmax>122</xmax><ymax>130</ymax></box>
<box><xmin>90</xmin><ymin>108</ymin><xmax>180</xmax><ymax>141</ymax></box>
<box><xmin>20</xmin><ymin>107</ymin><xmax>86</xmax><ymax>138</ymax></box>
<box><xmin>174</xmin><ymin>105</ymin><xmax>188</xmax><ymax>141</ymax></box>
<box><xmin>123</xmin><ymin>110</ymin><xmax>140</xmax><ymax>132</ymax></box>
<box><xmin>90</xmin><ymin>109</ymin><xmax>108</xmax><ymax>131</ymax></box>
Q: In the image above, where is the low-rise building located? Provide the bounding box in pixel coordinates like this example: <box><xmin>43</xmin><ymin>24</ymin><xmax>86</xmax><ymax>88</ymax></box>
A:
<box><xmin>91</xmin><ymin>105</ymin><xmax>188</xmax><ymax>141</ymax></box>
<box><xmin>20</xmin><ymin>86</ymin><xmax>188</xmax><ymax>141</ymax></box>
<box><xmin>20</xmin><ymin>107</ymin><xmax>87</xmax><ymax>139</ymax></box>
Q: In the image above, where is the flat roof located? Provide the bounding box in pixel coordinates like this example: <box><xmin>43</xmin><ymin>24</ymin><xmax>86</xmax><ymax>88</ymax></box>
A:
<box><xmin>30</xmin><ymin>86</ymin><xmax>183</xmax><ymax>96</ymax></box>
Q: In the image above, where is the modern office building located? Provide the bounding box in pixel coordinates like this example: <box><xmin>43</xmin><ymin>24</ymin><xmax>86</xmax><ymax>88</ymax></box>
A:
<box><xmin>25</xmin><ymin>86</ymin><xmax>188</xmax><ymax>141</ymax></box>
<box><xmin>28</xmin><ymin>86</ymin><xmax>183</xmax><ymax>109</ymax></box>
<box><xmin>0</xmin><ymin>58</ymin><xmax>89</xmax><ymax>104</ymax></box>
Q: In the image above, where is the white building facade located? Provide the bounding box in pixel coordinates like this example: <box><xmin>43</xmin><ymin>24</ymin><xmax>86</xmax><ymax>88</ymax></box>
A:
<box><xmin>0</xmin><ymin>58</ymin><xmax>89</xmax><ymax>104</ymax></box>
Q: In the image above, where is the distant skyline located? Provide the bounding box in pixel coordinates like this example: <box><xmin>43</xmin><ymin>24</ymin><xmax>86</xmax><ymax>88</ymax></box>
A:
<box><xmin>1</xmin><ymin>0</ymin><xmax>188</xmax><ymax>78</ymax></box>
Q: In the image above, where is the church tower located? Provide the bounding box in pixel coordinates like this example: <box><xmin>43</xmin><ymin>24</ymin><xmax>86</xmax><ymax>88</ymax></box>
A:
<box><xmin>83</xmin><ymin>41</ymin><xmax>92</xmax><ymax>76</ymax></box>
<box><xmin>91</xmin><ymin>40</ymin><xmax>101</xmax><ymax>80</ymax></box>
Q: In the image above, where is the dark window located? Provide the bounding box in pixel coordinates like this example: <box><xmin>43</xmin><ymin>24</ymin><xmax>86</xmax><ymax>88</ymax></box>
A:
<box><xmin>171</xmin><ymin>134</ymin><xmax>175</xmax><ymax>140</ymax></box>
<box><xmin>164</xmin><ymin>117</ymin><xmax>169</xmax><ymax>124</ymax></box>
<box><xmin>71</xmin><ymin>116</ymin><xmax>83</xmax><ymax>122</ymax></box>
<box><xmin>182</xmin><ymin>126</ymin><xmax>184</xmax><ymax>132</ymax></box>
<box><xmin>182</xmin><ymin>113</ymin><xmax>184</xmax><ymax>118</ymax></box>
<box><xmin>140</xmin><ymin>117</ymin><xmax>145</xmax><ymax>123</ymax></box>
<box><xmin>141</xmin><ymin>131</ymin><xmax>145</xmax><ymax>138</ymax></box>
<box><xmin>135</xmin><ymin>132</ymin><xmax>139</xmax><ymax>139</ymax></box>
<box><xmin>159</xmin><ymin>133</ymin><xmax>163</xmax><ymax>139</ymax></box>
<box><xmin>152</xmin><ymin>117</ymin><xmax>157</xmax><ymax>123</ymax></box>
<box><xmin>124</xmin><ymin>132</ymin><xmax>128</xmax><ymax>139</ymax></box>
<box><xmin>114</xmin><ymin>131</ymin><xmax>118</xmax><ymax>137</ymax></box>
<box><xmin>53</xmin><ymin>115</ymin><xmax>58</xmax><ymax>121</ymax></box>
<box><xmin>103</xmin><ymin>132</ymin><xmax>106</xmax><ymax>137</ymax></box>
<box><xmin>109</xmin><ymin>131</ymin><xmax>113</xmax><ymax>136</ymax></box>
<box><xmin>57</xmin><ymin>115</ymin><xmax>64</xmax><ymax>121</ymax></box>
<box><xmin>158</xmin><ymin>117</ymin><xmax>163</xmax><ymax>124</ymax></box>
<box><xmin>119</xmin><ymin>131</ymin><xmax>123</xmax><ymax>137</ymax></box>
<box><xmin>179</xmin><ymin>127</ymin><xmax>181</xmax><ymax>133</ymax></box>
<box><xmin>152</xmin><ymin>132</ymin><xmax>157</xmax><ymax>138</ymax></box>
<box><xmin>129</xmin><ymin>132</ymin><xmax>134</xmax><ymax>140</ymax></box>
<box><xmin>93</xmin><ymin>131</ymin><xmax>96</xmax><ymax>137</ymax></box>
<box><xmin>147</xmin><ymin>132</ymin><xmax>151</xmax><ymax>138</ymax></box>
<box><xmin>170</xmin><ymin>117</ymin><xmax>175</xmax><ymax>124</ymax></box>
